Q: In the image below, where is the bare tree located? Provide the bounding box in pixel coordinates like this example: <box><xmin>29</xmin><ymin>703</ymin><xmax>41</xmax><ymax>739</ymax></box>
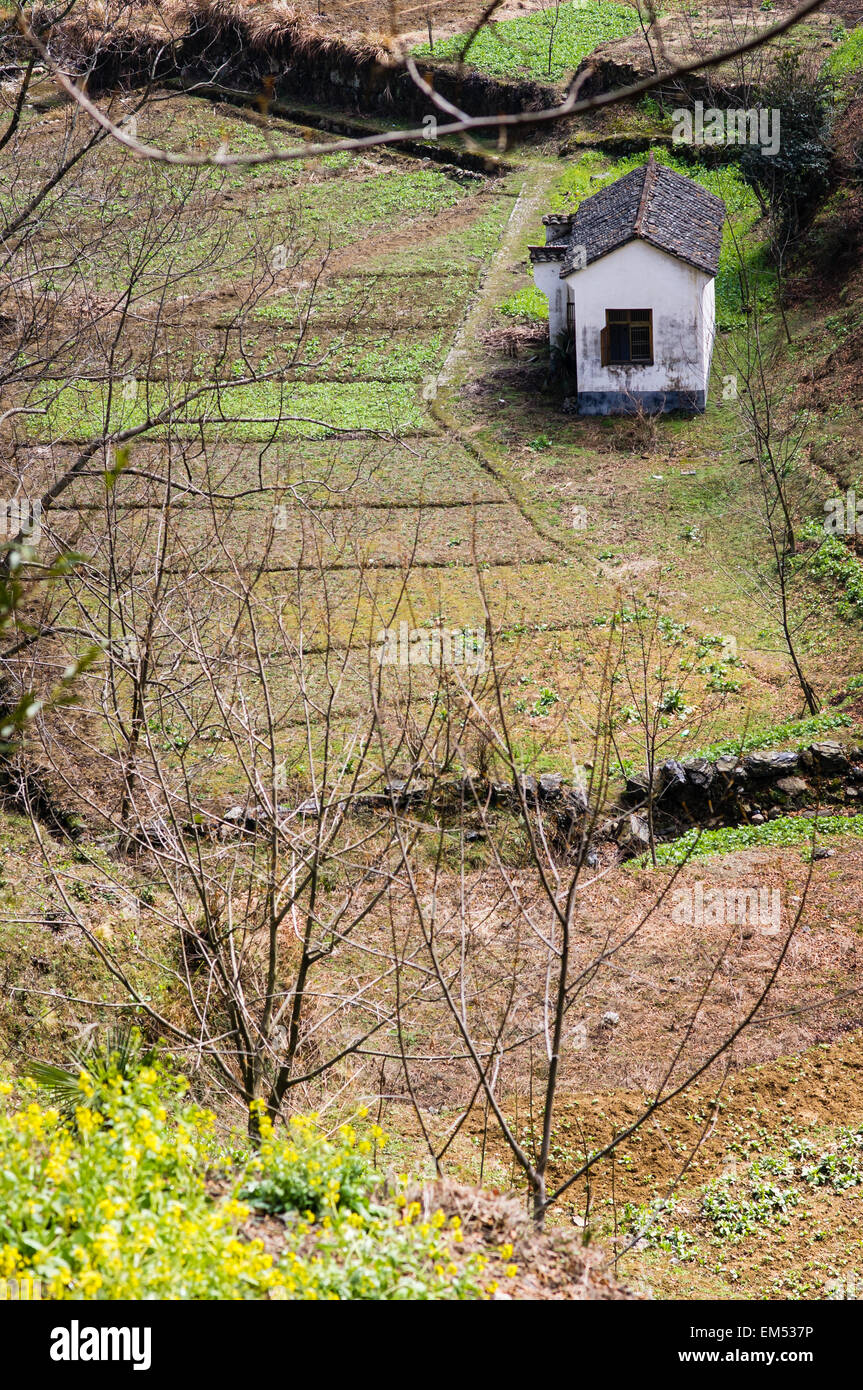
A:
<box><xmin>716</xmin><ymin>241</ymin><xmax>822</xmax><ymax>715</ymax></box>
<box><xmin>369</xmin><ymin>579</ymin><xmax>813</xmax><ymax>1225</ymax></box>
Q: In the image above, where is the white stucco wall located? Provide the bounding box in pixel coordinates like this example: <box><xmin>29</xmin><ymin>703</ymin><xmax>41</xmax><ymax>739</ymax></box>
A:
<box><xmin>532</xmin><ymin>258</ymin><xmax>568</xmax><ymax>344</ymax></box>
<box><xmin>564</xmin><ymin>239</ymin><xmax>713</xmax><ymax>407</ymax></box>
<box><xmin>701</xmin><ymin>275</ymin><xmax>716</xmax><ymax>387</ymax></box>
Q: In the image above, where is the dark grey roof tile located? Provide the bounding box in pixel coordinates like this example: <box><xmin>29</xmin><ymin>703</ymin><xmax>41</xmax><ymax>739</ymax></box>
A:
<box><xmin>548</xmin><ymin>158</ymin><xmax>725</xmax><ymax>277</ymax></box>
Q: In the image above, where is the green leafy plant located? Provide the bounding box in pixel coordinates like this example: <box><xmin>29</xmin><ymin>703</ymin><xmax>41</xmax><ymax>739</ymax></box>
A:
<box><xmin>498</xmin><ymin>285</ymin><xmax>549</xmax><ymax>321</ymax></box>
<box><xmin>702</xmin><ymin>1173</ymin><xmax>798</xmax><ymax>1241</ymax></box>
<box><xmin>655</xmin><ymin>810</ymin><xmax>863</xmax><ymax>865</ymax></box>
<box><xmin>658</xmin><ymin>686</ymin><xmax>687</xmax><ymax>715</ymax></box>
<box><xmin>621</xmin><ymin>1198</ymin><xmax>695</xmax><ymax>1262</ymax></box>
<box><xmin>799</xmin><ymin>521</ymin><xmax>863</xmax><ymax>620</ymax></box>
<box><xmin>532</xmin><ymin>687</ymin><xmax>560</xmax><ymax>716</ymax></box>
<box><xmin>26</xmin><ymin>1024</ymin><xmax>157</xmax><ymax>1118</ymax></box>
<box><xmin>824</xmin><ymin>24</ymin><xmax>863</xmax><ymax>83</ymax></box>
<box><xmin>689</xmin><ymin>709</ymin><xmax>853</xmax><ymax>763</ymax></box>
<box><xmin>412</xmin><ymin>2</ymin><xmax>641</xmax><ymax>83</ymax></box>
<box><xmin>239</xmin><ymin>1115</ymin><xmax>377</xmax><ymax>1219</ymax></box>
<box><xmin>548</xmin><ymin>327</ymin><xmax>577</xmax><ymax>390</ymax></box>
<box><xmin>800</xmin><ymin>1128</ymin><xmax>863</xmax><ymax>1191</ymax></box>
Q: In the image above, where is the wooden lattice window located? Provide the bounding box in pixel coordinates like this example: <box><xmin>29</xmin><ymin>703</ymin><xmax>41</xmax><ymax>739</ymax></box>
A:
<box><xmin>600</xmin><ymin>309</ymin><xmax>653</xmax><ymax>366</ymax></box>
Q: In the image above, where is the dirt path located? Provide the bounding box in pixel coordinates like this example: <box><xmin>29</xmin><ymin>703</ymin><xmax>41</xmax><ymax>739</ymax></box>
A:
<box><xmin>437</xmin><ymin>160</ymin><xmax>556</xmax><ymax>392</ymax></box>
<box><xmin>430</xmin><ymin>159</ymin><xmax>591</xmax><ymax>559</ymax></box>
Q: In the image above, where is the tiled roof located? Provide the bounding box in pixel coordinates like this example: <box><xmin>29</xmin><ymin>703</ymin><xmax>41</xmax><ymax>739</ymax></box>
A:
<box><xmin>542</xmin><ymin>214</ymin><xmax>576</xmax><ymax>247</ymax></box>
<box><xmin>531</xmin><ymin>157</ymin><xmax>725</xmax><ymax>277</ymax></box>
<box><xmin>527</xmin><ymin>244</ymin><xmax>566</xmax><ymax>262</ymax></box>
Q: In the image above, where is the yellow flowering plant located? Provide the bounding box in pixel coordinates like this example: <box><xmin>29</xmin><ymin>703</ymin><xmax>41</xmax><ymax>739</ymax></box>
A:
<box><xmin>239</xmin><ymin>1108</ymin><xmax>383</xmax><ymax>1220</ymax></box>
<box><xmin>0</xmin><ymin>1068</ymin><xmax>489</xmax><ymax>1299</ymax></box>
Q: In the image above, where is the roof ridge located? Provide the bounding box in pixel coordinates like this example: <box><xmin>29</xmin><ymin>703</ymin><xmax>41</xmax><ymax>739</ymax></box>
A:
<box><xmin>633</xmin><ymin>153</ymin><xmax>657</xmax><ymax>237</ymax></box>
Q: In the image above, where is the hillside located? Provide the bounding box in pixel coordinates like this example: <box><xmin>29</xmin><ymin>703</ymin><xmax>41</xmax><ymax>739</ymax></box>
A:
<box><xmin>2</xmin><ymin>0</ymin><xmax>863</xmax><ymax>1318</ymax></box>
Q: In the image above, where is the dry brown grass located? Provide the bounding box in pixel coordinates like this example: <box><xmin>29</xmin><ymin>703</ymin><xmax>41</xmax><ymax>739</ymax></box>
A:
<box><xmin>35</xmin><ymin>0</ymin><xmax>392</xmax><ymax>71</ymax></box>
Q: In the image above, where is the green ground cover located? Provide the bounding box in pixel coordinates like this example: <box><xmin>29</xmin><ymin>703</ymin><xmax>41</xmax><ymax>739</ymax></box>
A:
<box><xmin>412</xmin><ymin>1</ymin><xmax>641</xmax><ymax>82</ymax></box>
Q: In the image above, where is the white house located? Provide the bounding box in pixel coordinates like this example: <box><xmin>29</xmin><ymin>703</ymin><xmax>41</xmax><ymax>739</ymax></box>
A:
<box><xmin>529</xmin><ymin>155</ymin><xmax>726</xmax><ymax>414</ymax></box>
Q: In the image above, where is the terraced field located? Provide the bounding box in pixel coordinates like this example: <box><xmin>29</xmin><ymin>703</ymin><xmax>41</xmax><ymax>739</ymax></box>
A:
<box><xmin>9</xmin><ymin>88</ymin><xmax>863</xmax><ymax>814</ymax></box>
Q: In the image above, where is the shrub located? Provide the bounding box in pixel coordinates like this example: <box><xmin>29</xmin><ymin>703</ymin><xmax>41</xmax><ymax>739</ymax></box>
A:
<box><xmin>25</xmin><ymin>1024</ymin><xmax>157</xmax><ymax>1118</ymax></box>
<box><xmin>498</xmin><ymin>285</ymin><xmax>548</xmax><ymax>321</ymax></box>
<box><xmin>240</xmin><ymin>1112</ymin><xmax>377</xmax><ymax>1219</ymax></box>
<box><xmin>737</xmin><ymin>52</ymin><xmax>833</xmax><ymax>249</ymax></box>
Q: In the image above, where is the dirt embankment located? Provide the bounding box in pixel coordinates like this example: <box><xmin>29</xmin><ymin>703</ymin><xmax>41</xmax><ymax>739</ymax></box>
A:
<box><xmin>23</xmin><ymin>0</ymin><xmax>853</xmax><ymax>145</ymax></box>
<box><xmin>240</xmin><ymin>1174</ymin><xmax>640</xmax><ymax>1298</ymax></box>
<box><xmin>37</xmin><ymin>0</ymin><xmax>559</xmax><ymax>120</ymax></box>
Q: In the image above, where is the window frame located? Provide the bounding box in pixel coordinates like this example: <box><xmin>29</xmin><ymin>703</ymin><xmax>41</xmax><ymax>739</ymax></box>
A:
<box><xmin>600</xmin><ymin>308</ymin><xmax>654</xmax><ymax>367</ymax></box>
